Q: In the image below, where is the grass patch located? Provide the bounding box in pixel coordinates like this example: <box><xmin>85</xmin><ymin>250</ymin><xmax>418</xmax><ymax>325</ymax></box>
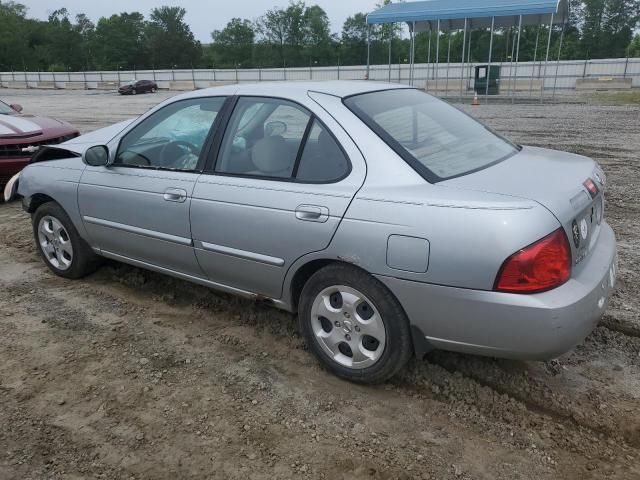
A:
<box><xmin>590</xmin><ymin>90</ymin><xmax>640</xmax><ymax>105</ymax></box>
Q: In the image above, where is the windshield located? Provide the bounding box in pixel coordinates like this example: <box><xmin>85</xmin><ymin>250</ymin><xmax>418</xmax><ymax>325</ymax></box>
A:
<box><xmin>0</xmin><ymin>101</ymin><xmax>15</xmax><ymax>115</ymax></box>
<box><xmin>344</xmin><ymin>89</ymin><xmax>518</xmax><ymax>182</ymax></box>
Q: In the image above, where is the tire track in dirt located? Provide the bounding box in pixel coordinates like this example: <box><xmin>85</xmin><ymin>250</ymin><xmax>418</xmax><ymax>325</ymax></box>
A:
<box><xmin>0</xmin><ymin>245</ymin><xmax>592</xmax><ymax>479</ymax></box>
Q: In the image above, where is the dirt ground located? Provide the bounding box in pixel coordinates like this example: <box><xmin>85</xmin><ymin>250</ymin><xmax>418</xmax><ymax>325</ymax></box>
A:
<box><xmin>0</xmin><ymin>88</ymin><xmax>639</xmax><ymax>480</ymax></box>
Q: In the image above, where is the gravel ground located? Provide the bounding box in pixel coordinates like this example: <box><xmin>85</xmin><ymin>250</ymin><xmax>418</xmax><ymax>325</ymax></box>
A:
<box><xmin>0</xmin><ymin>88</ymin><xmax>639</xmax><ymax>480</ymax></box>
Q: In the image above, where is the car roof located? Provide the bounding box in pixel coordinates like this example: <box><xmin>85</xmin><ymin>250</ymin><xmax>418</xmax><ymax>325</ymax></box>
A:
<box><xmin>177</xmin><ymin>81</ymin><xmax>413</xmax><ymax>101</ymax></box>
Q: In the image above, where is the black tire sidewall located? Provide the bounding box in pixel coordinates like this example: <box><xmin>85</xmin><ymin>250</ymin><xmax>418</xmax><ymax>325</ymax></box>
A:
<box><xmin>299</xmin><ymin>264</ymin><xmax>413</xmax><ymax>384</ymax></box>
<box><xmin>32</xmin><ymin>202</ymin><xmax>98</xmax><ymax>279</ymax></box>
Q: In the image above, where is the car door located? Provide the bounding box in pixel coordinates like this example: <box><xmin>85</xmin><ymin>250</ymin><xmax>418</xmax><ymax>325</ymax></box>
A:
<box><xmin>78</xmin><ymin>96</ymin><xmax>229</xmax><ymax>276</ymax></box>
<box><xmin>190</xmin><ymin>95</ymin><xmax>366</xmax><ymax>299</ymax></box>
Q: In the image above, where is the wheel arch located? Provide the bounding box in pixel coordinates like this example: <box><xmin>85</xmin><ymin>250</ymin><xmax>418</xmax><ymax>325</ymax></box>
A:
<box><xmin>287</xmin><ymin>257</ymin><xmax>435</xmax><ymax>360</ymax></box>
<box><xmin>288</xmin><ymin>258</ymin><xmax>338</xmax><ymax>312</ymax></box>
<box><xmin>25</xmin><ymin>193</ymin><xmax>57</xmax><ymax>213</ymax></box>
<box><xmin>288</xmin><ymin>258</ymin><xmax>382</xmax><ymax>312</ymax></box>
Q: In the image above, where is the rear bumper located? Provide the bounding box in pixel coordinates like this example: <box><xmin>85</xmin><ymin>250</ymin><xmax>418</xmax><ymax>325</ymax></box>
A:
<box><xmin>377</xmin><ymin>222</ymin><xmax>617</xmax><ymax>360</ymax></box>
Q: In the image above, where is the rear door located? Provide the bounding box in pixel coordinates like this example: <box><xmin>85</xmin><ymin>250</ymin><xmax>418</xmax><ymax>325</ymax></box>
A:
<box><xmin>78</xmin><ymin>96</ymin><xmax>229</xmax><ymax>276</ymax></box>
<box><xmin>190</xmin><ymin>95</ymin><xmax>366</xmax><ymax>298</ymax></box>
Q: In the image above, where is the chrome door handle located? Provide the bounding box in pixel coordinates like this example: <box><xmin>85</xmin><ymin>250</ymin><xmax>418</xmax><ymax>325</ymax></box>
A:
<box><xmin>164</xmin><ymin>188</ymin><xmax>187</xmax><ymax>203</ymax></box>
<box><xmin>295</xmin><ymin>205</ymin><xmax>329</xmax><ymax>223</ymax></box>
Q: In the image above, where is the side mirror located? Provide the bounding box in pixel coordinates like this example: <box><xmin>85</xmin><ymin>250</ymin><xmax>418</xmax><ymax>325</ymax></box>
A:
<box><xmin>10</xmin><ymin>104</ymin><xmax>23</xmax><ymax>113</ymax></box>
<box><xmin>84</xmin><ymin>145</ymin><xmax>110</xmax><ymax>167</ymax></box>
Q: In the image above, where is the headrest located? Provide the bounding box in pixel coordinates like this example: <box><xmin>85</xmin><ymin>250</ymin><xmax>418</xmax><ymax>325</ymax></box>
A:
<box><xmin>252</xmin><ymin>135</ymin><xmax>292</xmax><ymax>174</ymax></box>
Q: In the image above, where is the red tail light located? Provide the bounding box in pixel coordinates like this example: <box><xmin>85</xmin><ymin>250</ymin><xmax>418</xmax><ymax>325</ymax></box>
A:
<box><xmin>495</xmin><ymin>228</ymin><xmax>571</xmax><ymax>294</ymax></box>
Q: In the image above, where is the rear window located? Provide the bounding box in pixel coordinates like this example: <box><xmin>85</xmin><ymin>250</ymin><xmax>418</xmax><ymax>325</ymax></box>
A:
<box><xmin>344</xmin><ymin>89</ymin><xmax>518</xmax><ymax>182</ymax></box>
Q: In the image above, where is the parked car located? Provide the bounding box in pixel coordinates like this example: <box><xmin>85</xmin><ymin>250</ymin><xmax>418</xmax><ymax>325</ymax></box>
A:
<box><xmin>16</xmin><ymin>82</ymin><xmax>617</xmax><ymax>383</ymax></box>
<box><xmin>0</xmin><ymin>99</ymin><xmax>79</xmax><ymax>191</ymax></box>
<box><xmin>118</xmin><ymin>80</ymin><xmax>158</xmax><ymax>95</ymax></box>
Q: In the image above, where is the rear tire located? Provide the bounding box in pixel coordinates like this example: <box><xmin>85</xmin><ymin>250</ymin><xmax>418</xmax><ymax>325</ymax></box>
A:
<box><xmin>299</xmin><ymin>263</ymin><xmax>413</xmax><ymax>384</ymax></box>
<box><xmin>32</xmin><ymin>202</ymin><xmax>101</xmax><ymax>279</ymax></box>
<box><xmin>132</xmin><ymin>89</ymin><xmax>137</xmax><ymax>95</ymax></box>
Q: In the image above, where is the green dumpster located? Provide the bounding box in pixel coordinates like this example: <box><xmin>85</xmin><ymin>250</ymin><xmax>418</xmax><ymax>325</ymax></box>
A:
<box><xmin>474</xmin><ymin>65</ymin><xmax>501</xmax><ymax>95</ymax></box>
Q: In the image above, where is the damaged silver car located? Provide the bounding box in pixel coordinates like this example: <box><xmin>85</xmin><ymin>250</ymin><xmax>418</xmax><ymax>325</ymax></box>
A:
<box><xmin>14</xmin><ymin>82</ymin><xmax>617</xmax><ymax>383</ymax></box>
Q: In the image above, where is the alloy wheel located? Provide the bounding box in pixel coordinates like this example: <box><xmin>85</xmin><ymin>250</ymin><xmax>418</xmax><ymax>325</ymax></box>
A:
<box><xmin>38</xmin><ymin>215</ymin><xmax>73</xmax><ymax>271</ymax></box>
<box><xmin>310</xmin><ymin>285</ymin><xmax>386</xmax><ymax>369</ymax></box>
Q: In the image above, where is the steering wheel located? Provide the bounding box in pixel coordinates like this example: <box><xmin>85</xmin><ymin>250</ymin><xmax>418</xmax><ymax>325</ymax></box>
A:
<box><xmin>160</xmin><ymin>140</ymin><xmax>199</xmax><ymax>166</ymax></box>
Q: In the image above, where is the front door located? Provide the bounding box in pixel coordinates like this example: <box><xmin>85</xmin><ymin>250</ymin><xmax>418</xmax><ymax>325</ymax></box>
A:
<box><xmin>191</xmin><ymin>96</ymin><xmax>365</xmax><ymax>298</ymax></box>
<box><xmin>78</xmin><ymin>96</ymin><xmax>228</xmax><ymax>276</ymax></box>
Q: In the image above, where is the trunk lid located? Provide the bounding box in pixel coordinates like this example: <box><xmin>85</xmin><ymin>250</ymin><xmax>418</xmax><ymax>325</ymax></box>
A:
<box><xmin>441</xmin><ymin>146</ymin><xmax>605</xmax><ymax>266</ymax></box>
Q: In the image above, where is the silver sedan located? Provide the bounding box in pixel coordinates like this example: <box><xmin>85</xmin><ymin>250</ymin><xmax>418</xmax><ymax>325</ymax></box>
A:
<box><xmin>16</xmin><ymin>82</ymin><xmax>617</xmax><ymax>383</ymax></box>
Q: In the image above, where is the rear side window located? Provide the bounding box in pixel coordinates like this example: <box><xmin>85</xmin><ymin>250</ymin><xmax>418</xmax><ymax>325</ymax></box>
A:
<box><xmin>216</xmin><ymin>98</ymin><xmax>310</xmax><ymax>179</ymax></box>
<box><xmin>344</xmin><ymin>89</ymin><xmax>517</xmax><ymax>182</ymax></box>
<box><xmin>215</xmin><ymin>97</ymin><xmax>349</xmax><ymax>183</ymax></box>
<box><xmin>296</xmin><ymin>120</ymin><xmax>349</xmax><ymax>183</ymax></box>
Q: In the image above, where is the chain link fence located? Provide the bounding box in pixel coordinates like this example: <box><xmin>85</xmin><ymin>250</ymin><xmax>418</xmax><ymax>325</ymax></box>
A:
<box><xmin>1</xmin><ymin>57</ymin><xmax>638</xmax><ymax>100</ymax></box>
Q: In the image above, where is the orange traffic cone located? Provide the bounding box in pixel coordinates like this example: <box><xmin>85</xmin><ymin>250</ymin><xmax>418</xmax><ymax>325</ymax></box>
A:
<box><xmin>472</xmin><ymin>92</ymin><xmax>480</xmax><ymax>106</ymax></box>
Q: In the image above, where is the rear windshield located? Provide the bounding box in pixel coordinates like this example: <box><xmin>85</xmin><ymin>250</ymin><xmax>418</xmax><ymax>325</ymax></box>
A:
<box><xmin>344</xmin><ymin>89</ymin><xmax>518</xmax><ymax>182</ymax></box>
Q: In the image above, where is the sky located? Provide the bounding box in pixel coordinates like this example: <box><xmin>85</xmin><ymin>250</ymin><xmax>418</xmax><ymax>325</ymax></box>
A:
<box><xmin>20</xmin><ymin>0</ymin><xmax>381</xmax><ymax>42</ymax></box>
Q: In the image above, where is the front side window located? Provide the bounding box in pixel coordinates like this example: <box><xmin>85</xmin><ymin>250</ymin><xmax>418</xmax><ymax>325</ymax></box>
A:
<box><xmin>344</xmin><ymin>89</ymin><xmax>518</xmax><ymax>182</ymax></box>
<box><xmin>116</xmin><ymin>97</ymin><xmax>226</xmax><ymax>171</ymax></box>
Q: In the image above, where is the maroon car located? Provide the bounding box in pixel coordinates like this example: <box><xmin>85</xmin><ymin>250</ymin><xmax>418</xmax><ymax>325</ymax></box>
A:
<box><xmin>0</xmin><ymin>100</ymin><xmax>79</xmax><ymax>186</ymax></box>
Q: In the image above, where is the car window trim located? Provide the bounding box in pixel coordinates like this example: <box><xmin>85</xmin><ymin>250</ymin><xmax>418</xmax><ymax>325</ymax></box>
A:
<box><xmin>205</xmin><ymin>94</ymin><xmax>352</xmax><ymax>185</ymax></box>
<box><xmin>291</xmin><ymin>116</ymin><xmax>315</xmax><ymax>178</ymax></box>
<box><xmin>202</xmin><ymin>96</ymin><xmax>238</xmax><ymax>172</ymax></box>
<box><xmin>114</xmin><ymin>96</ymin><xmax>230</xmax><ymax>173</ymax></box>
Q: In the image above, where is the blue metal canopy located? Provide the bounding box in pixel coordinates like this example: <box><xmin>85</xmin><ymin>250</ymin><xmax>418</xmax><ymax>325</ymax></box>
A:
<box><xmin>367</xmin><ymin>0</ymin><xmax>568</xmax><ymax>30</ymax></box>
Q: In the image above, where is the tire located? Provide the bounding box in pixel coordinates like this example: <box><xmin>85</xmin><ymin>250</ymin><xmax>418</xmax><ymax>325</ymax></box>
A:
<box><xmin>132</xmin><ymin>89</ymin><xmax>137</xmax><ymax>95</ymax></box>
<box><xmin>151</xmin><ymin>87</ymin><xmax>157</xmax><ymax>93</ymax></box>
<box><xmin>299</xmin><ymin>263</ymin><xmax>413</xmax><ymax>384</ymax></box>
<box><xmin>32</xmin><ymin>202</ymin><xmax>101</xmax><ymax>279</ymax></box>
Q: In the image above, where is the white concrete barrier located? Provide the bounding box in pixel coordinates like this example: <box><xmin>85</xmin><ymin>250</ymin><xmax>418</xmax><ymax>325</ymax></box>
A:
<box><xmin>575</xmin><ymin>77</ymin><xmax>633</xmax><ymax>90</ymax></box>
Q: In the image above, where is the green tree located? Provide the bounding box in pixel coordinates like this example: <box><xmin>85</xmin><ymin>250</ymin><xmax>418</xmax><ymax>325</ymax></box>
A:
<box><xmin>144</xmin><ymin>6</ymin><xmax>202</xmax><ymax>69</ymax></box>
<box><xmin>257</xmin><ymin>1</ymin><xmax>307</xmax><ymax>67</ymax></box>
<box><xmin>210</xmin><ymin>18</ymin><xmax>255</xmax><ymax>68</ymax></box>
<box><xmin>0</xmin><ymin>1</ymin><xmax>31</xmax><ymax>70</ymax></box>
<box><xmin>303</xmin><ymin>5</ymin><xmax>335</xmax><ymax>65</ymax></box>
<box><xmin>580</xmin><ymin>0</ymin><xmax>639</xmax><ymax>58</ymax></box>
<box><xmin>92</xmin><ymin>12</ymin><xmax>146</xmax><ymax>70</ymax></box>
<box><xmin>629</xmin><ymin>34</ymin><xmax>640</xmax><ymax>57</ymax></box>
<box><xmin>602</xmin><ymin>0</ymin><xmax>639</xmax><ymax>57</ymax></box>
<box><xmin>340</xmin><ymin>13</ymin><xmax>373</xmax><ymax>65</ymax></box>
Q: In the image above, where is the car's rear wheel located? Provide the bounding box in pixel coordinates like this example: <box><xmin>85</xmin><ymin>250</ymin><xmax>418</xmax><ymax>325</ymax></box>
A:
<box><xmin>33</xmin><ymin>202</ymin><xmax>101</xmax><ymax>279</ymax></box>
<box><xmin>299</xmin><ymin>263</ymin><xmax>413</xmax><ymax>384</ymax></box>
<box><xmin>132</xmin><ymin>89</ymin><xmax>137</xmax><ymax>95</ymax></box>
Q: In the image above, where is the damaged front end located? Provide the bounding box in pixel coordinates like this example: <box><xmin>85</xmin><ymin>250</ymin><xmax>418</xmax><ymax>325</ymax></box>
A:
<box><xmin>3</xmin><ymin>118</ymin><xmax>137</xmax><ymax>203</ymax></box>
<box><xmin>3</xmin><ymin>146</ymin><xmax>81</xmax><ymax>202</ymax></box>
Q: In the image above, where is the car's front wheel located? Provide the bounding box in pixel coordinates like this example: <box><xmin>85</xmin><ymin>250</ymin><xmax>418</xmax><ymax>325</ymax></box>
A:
<box><xmin>299</xmin><ymin>263</ymin><xmax>413</xmax><ymax>384</ymax></box>
<box><xmin>33</xmin><ymin>202</ymin><xmax>101</xmax><ymax>279</ymax></box>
